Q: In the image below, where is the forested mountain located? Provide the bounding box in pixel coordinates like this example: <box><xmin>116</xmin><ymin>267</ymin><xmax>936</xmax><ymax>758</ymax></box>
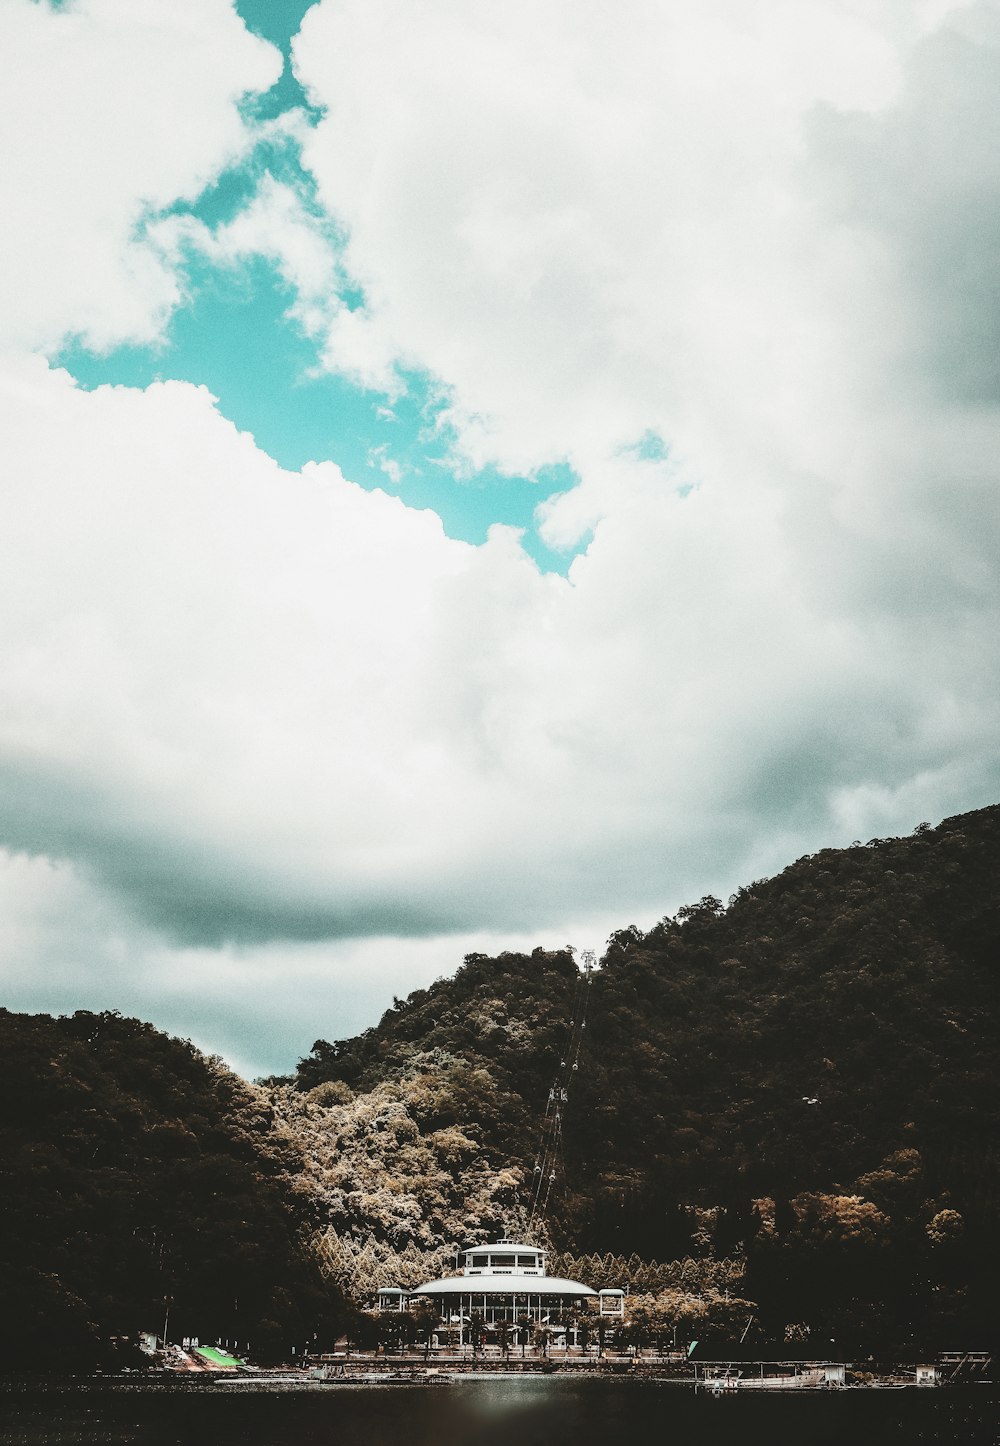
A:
<box><xmin>290</xmin><ymin>805</ymin><xmax>1000</xmax><ymax>1350</ymax></box>
<box><xmin>0</xmin><ymin>1011</ymin><xmax>344</xmax><ymax>1370</ymax></box>
<box><xmin>2</xmin><ymin>805</ymin><xmax>997</xmax><ymax>1363</ymax></box>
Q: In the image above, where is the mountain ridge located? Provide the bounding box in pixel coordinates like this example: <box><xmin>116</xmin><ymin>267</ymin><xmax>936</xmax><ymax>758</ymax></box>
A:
<box><xmin>2</xmin><ymin>803</ymin><xmax>997</xmax><ymax>1360</ymax></box>
<box><xmin>285</xmin><ymin>803</ymin><xmax>999</xmax><ymax>1346</ymax></box>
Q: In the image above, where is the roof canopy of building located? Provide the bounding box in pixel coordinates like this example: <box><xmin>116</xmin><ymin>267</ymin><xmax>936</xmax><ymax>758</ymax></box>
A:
<box><xmin>411</xmin><ymin>1275</ymin><xmax>595</xmax><ymax>1298</ymax></box>
<box><xmin>409</xmin><ymin>1240</ymin><xmax>596</xmax><ymax>1299</ymax></box>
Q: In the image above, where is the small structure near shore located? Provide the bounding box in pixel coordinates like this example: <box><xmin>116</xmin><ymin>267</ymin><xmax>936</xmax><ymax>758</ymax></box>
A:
<box><xmin>700</xmin><ymin>1361</ymin><xmax>847</xmax><ymax>1392</ymax></box>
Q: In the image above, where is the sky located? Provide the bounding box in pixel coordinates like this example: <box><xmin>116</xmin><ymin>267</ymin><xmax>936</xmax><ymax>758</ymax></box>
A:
<box><xmin>2</xmin><ymin>0</ymin><xmax>1000</xmax><ymax>1078</ymax></box>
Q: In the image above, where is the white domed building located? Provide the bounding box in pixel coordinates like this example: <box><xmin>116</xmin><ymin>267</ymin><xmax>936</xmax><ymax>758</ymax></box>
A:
<box><xmin>377</xmin><ymin>1240</ymin><xmax>623</xmax><ymax>1347</ymax></box>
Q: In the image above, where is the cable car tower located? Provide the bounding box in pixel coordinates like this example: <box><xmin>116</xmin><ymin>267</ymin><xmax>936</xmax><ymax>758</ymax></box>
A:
<box><xmin>527</xmin><ymin>949</ymin><xmax>596</xmax><ymax>1233</ymax></box>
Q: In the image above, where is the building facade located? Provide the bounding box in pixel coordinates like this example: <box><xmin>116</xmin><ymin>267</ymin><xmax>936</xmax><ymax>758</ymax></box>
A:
<box><xmin>401</xmin><ymin>1239</ymin><xmax>611</xmax><ymax>1336</ymax></box>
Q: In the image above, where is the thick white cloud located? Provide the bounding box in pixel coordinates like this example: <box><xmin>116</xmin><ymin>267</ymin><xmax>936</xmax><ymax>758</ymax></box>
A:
<box><xmin>288</xmin><ymin>0</ymin><xmax>1000</xmax><ymax>565</ymax></box>
<box><xmin>283</xmin><ymin>0</ymin><xmax>1000</xmax><ymax>817</ymax></box>
<box><xmin>290</xmin><ymin>0</ymin><xmax>929</xmax><ymax>478</ymax></box>
<box><xmin>1</xmin><ymin>350</ymin><xmax>995</xmax><ymax>954</ymax></box>
<box><xmin>0</xmin><ymin>0</ymin><xmax>279</xmax><ymax>353</ymax></box>
<box><xmin>3</xmin><ymin>0</ymin><xmax>1000</xmax><ymax>1072</ymax></box>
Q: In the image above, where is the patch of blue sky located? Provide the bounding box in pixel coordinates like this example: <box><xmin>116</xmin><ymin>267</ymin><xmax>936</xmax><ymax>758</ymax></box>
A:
<box><xmin>53</xmin><ymin>0</ymin><xmax>584</xmax><ymax>571</ymax></box>
<box><xmin>617</xmin><ymin>428</ymin><xmax>693</xmax><ymax>497</ymax></box>
<box><xmin>234</xmin><ymin>0</ymin><xmax>322</xmax><ymax>119</ymax></box>
<box><xmin>620</xmin><ymin>429</ymin><xmax>671</xmax><ymax>463</ymax></box>
<box><xmin>172</xmin><ymin>110</ymin><xmax>326</xmax><ymax>235</ymax></box>
<box><xmin>55</xmin><ymin>250</ymin><xmax>581</xmax><ymax>571</ymax></box>
<box><xmin>236</xmin><ymin>0</ymin><xmax>317</xmax><ymax>56</ymax></box>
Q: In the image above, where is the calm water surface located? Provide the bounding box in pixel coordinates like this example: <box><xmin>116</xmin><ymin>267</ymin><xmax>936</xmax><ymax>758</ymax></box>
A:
<box><xmin>1</xmin><ymin>1378</ymin><xmax>995</xmax><ymax>1446</ymax></box>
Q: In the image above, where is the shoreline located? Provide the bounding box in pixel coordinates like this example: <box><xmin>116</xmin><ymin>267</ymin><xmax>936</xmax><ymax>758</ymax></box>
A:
<box><xmin>0</xmin><ymin>1363</ymin><xmax>992</xmax><ymax>1395</ymax></box>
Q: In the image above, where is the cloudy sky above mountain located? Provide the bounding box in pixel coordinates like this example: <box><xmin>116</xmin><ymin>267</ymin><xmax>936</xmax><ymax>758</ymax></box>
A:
<box><xmin>2</xmin><ymin>0</ymin><xmax>999</xmax><ymax>1076</ymax></box>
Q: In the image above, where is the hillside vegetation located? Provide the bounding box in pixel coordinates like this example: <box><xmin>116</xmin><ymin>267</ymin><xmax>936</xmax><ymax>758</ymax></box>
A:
<box><xmin>2</xmin><ymin>805</ymin><xmax>996</xmax><ymax>1361</ymax></box>
<box><xmin>289</xmin><ymin>805</ymin><xmax>1000</xmax><ymax>1350</ymax></box>
<box><xmin>0</xmin><ymin>1010</ymin><xmax>344</xmax><ymax>1370</ymax></box>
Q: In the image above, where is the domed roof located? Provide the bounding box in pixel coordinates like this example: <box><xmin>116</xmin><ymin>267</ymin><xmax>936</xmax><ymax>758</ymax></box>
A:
<box><xmin>411</xmin><ymin>1275</ymin><xmax>595</xmax><ymax>1297</ymax></box>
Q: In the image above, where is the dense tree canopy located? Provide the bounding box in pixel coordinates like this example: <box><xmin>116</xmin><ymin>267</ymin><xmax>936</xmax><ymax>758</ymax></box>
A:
<box><xmin>291</xmin><ymin>806</ymin><xmax>1000</xmax><ymax>1350</ymax></box>
<box><xmin>0</xmin><ymin>1010</ymin><xmax>345</xmax><ymax>1369</ymax></box>
<box><xmin>3</xmin><ymin>806</ymin><xmax>996</xmax><ymax>1362</ymax></box>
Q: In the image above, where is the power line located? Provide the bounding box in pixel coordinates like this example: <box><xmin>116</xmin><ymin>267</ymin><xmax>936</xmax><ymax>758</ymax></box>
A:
<box><xmin>527</xmin><ymin>951</ymin><xmax>595</xmax><ymax>1233</ymax></box>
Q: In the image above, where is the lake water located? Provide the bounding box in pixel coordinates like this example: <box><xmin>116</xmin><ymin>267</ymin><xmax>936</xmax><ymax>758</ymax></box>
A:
<box><xmin>1</xmin><ymin>1378</ymin><xmax>995</xmax><ymax>1446</ymax></box>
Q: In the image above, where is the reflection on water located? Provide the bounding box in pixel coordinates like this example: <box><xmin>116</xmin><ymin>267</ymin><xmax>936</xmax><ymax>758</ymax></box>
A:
<box><xmin>0</xmin><ymin>1378</ymin><xmax>995</xmax><ymax>1446</ymax></box>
